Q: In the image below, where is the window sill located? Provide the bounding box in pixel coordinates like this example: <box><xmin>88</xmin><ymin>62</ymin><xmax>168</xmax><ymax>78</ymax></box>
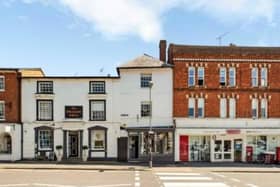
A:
<box><xmin>88</xmin><ymin>92</ymin><xmax>106</xmax><ymax>95</ymax></box>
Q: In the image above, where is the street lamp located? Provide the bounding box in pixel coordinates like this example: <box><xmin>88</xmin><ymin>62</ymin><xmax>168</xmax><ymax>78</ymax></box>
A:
<box><xmin>148</xmin><ymin>81</ymin><xmax>153</xmax><ymax>168</ymax></box>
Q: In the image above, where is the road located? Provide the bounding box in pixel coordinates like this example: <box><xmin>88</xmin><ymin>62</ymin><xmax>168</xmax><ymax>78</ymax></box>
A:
<box><xmin>0</xmin><ymin>168</ymin><xmax>279</xmax><ymax>187</ymax></box>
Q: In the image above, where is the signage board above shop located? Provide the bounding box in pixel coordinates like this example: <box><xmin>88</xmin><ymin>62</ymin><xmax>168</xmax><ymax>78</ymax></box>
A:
<box><xmin>226</xmin><ymin>129</ymin><xmax>241</xmax><ymax>135</ymax></box>
<box><xmin>65</xmin><ymin>106</ymin><xmax>83</xmax><ymax>119</ymax></box>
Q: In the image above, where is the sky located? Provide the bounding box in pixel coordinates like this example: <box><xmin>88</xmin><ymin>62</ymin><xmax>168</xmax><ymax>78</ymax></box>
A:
<box><xmin>1</xmin><ymin>0</ymin><xmax>280</xmax><ymax>76</ymax></box>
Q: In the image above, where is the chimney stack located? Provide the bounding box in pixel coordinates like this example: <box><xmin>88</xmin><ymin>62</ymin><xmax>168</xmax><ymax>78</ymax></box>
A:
<box><xmin>159</xmin><ymin>40</ymin><xmax>167</xmax><ymax>62</ymax></box>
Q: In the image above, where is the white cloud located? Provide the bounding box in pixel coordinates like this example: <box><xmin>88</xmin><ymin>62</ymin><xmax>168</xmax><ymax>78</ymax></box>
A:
<box><xmin>9</xmin><ymin>0</ymin><xmax>280</xmax><ymax>42</ymax></box>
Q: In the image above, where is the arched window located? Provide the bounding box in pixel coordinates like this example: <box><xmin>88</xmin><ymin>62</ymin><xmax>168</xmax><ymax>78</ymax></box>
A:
<box><xmin>0</xmin><ymin>133</ymin><xmax>12</xmax><ymax>154</ymax></box>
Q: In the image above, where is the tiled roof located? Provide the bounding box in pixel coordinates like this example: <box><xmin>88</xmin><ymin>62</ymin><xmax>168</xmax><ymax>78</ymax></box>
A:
<box><xmin>118</xmin><ymin>54</ymin><xmax>167</xmax><ymax>68</ymax></box>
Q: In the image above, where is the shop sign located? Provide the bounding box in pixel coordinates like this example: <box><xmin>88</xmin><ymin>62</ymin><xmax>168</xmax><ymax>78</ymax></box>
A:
<box><xmin>65</xmin><ymin>106</ymin><xmax>83</xmax><ymax>119</ymax></box>
<box><xmin>226</xmin><ymin>129</ymin><xmax>241</xmax><ymax>134</ymax></box>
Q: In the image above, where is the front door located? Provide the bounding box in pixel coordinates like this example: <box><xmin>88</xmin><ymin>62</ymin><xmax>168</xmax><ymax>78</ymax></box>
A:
<box><xmin>180</xmin><ymin>135</ymin><xmax>189</xmax><ymax>161</ymax></box>
<box><xmin>214</xmin><ymin>139</ymin><xmax>233</xmax><ymax>161</ymax></box>
<box><xmin>129</xmin><ymin>136</ymin><xmax>139</xmax><ymax>159</ymax></box>
<box><xmin>234</xmin><ymin>139</ymin><xmax>243</xmax><ymax>162</ymax></box>
<box><xmin>69</xmin><ymin>133</ymin><xmax>79</xmax><ymax>157</ymax></box>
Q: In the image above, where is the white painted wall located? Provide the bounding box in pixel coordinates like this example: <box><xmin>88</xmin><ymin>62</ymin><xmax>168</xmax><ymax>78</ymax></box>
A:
<box><xmin>116</xmin><ymin>68</ymin><xmax>173</xmax><ymax>127</ymax></box>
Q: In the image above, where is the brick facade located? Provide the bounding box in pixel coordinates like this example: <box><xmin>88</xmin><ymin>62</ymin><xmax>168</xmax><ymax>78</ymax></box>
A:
<box><xmin>0</xmin><ymin>69</ymin><xmax>21</xmax><ymax>123</ymax></box>
<box><xmin>169</xmin><ymin>44</ymin><xmax>280</xmax><ymax>118</ymax></box>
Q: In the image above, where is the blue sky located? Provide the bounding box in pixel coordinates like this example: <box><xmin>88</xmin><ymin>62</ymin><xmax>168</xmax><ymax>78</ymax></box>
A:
<box><xmin>1</xmin><ymin>0</ymin><xmax>280</xmax><ymax>76</ymax></box>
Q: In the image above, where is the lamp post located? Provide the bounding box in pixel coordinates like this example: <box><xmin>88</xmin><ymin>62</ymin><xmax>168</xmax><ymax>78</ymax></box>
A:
<box><xmin>148</xmin><ymin>81</ymin><xmax>153</xmax><ymax>168</ymax></box>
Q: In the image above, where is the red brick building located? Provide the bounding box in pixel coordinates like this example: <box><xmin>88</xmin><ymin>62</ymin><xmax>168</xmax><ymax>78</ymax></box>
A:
<box><xmin>164</xmin><ymin>41</ymin><xmax>280</xmax><ymax>162</ymax></box>
<box><xmin>0</xmin><ymin>68</ymin><xmax>22</xmax><ymax>161</ymax></box>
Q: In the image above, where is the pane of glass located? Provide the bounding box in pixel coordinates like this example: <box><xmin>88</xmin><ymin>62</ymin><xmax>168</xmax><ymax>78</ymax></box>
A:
<box><xmin>224</xmin><ymin>140</ymin><xmax>231</xmax><ymax>152</ymax></box>
<box><xmin>224</xmin><ymin>153</ymin><xmax>231</xmax><ymax>159</ymax></box>
<box><xmin>214</xmin><ymin>140</ymin><xmax>222</xmax><ymax>152</ymax></box>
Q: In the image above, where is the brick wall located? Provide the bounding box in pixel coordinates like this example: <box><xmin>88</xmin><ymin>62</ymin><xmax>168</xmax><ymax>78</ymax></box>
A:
<box><xmin>0</xmin><ymin>70</ymin><xmax>21</xmax><ymax>123</ymax></box>
<box><xmin>172</xmin><ymin>47</ymin><xmax>280</xmax><ymax>118</ymax></box>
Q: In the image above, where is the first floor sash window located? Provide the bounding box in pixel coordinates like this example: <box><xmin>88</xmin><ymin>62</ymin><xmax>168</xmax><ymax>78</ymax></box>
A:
<box><xmin>0</xmin><ymin>101</ymin><xmax>4</xmax><ymax>120</ymax></box>
<box><xmin>188</xmin><ymin>98</ymin><xmax>195</xmax><ymax>118</ymax></box>
<box><xmin>37</xmin><ymin>100</ymin><xmax>53</xmax><ymax>121</ymax></box>
<box><xmin>90</xmin><ymin>100</ymin><xmax>106</xmax><ymax>121</ymax></box>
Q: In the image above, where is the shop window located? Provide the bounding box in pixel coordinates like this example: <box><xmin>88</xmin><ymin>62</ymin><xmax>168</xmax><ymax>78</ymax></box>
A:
<box><xmin>38</xmin><ymin>129</ymin><xmax>53</xmax><ymax>151</ymax></box>
<box><xmin>0</xmin><ymin>133</ymin><xmax>12</xmax><ymax>154</ymax></box>
<box><xmin>155</xmin><ymin>132</ymin><xmax>173</xmax><ymax>155</ymax></box>
<box><xmin>247</xmin><ymin>136</ymin><xmax>267</xmax><ymax>161</ymax></box>
<box><xmin>91</xmin><ymin>130</ymin><xmax>105</xmax><ymax>150</ymax></box>
<box><xmin>188</xmin><ymin>67</ymin><xmax>195</xmax><ymax>87</ymax></box>
<box><xmin>189</xmin><ymin>136</ymin><xmax>210</xmax><ymax>161</ymax></box>
<box><xmin>188</xmin><ymin>98</ymin><xmax>195</xmax><ymax>118</ymax></box>
<box><xmin>140</xmin><ymin>74</ymin><xmax>152</xmax><ymax>88</ymax></box>
<box><xmin>197</xmin><ymin>67</ymin><xmax>204</xmax><ymax>86</ymax></box>
<box><xmin>220</xmin><ymin>67</ymin><xmax>226</xmax><ymax>86</ymax></box>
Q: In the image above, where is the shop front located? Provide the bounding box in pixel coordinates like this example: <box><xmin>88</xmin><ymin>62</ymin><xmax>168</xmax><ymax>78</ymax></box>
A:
<box><xmin>127</xmin><ymin>126</ymin><xmax>174</xmax><ymax>162</ymax></box>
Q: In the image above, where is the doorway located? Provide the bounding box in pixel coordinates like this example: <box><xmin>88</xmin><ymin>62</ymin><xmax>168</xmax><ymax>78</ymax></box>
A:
<box><xmin>234</xmin><ymin>139</ymin><xmax>243</xmax><ymax>162</ymax></box>
<box><xmin>129</xmin><ymin>136</ymin><xmax>139</xmax><ymax>159</ymax></box>
<box><xmin>214</xmin><ymin>139</ymin><xmax>233</xmax><ymax>162</ymax></box>
<box><xmin>69</xmin><ymin>132</ymin><xmax>79</xmax><ymax>157</ymax></box>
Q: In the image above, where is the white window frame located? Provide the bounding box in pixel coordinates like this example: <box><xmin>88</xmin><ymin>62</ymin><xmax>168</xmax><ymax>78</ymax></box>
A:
<box><xmin>188</xmin><ymin>67</ymin><xmax>195</xmax><ymax>87</ymax></box>
<box><xmin>0</xmin><ymin>76</ymin><xmax>5</xmax><ymax>91</ymax></box>
<box><xmin>188</xmin><ymin>98</ymin><xmax>195</xmax><ymax>118</ymax></box>
<box><xmin>229</xmin><ymin>98</ymin><xmax>236</xmax><ymax>118</ymax></box>
<box><xmin>38</xmin><ymin>129</ymin><xmax>52</xmax><ymax>151</ymax></box>
<box><xmin>261</xmin><ymin>99</ymin><xmax>268</xmax><ymax>118</ymax></box>
<box><xmin>37</xmin><ymin>100</ymin><xmax>53</xmax><ymax>121</ymax></box>
<box><xmin>90</xmin><ymin>100</ymin><xmax>106</xmax><ymax>121</ymax></box>
<box><xmin>252</xmin><ymin>99</ymin><xmax>258</xmax><ymax>119</ymax></box>
<box><xmin>220</xmin><ymin>67</ymin><xmax>227</xmax><ymax>86</ymax></box>
<box><xmin>0</xmin><ymin>101</ymin><xmax>5</xmax><ymax>121</ymax></box>
<box><xmin>251</xmin><ymin>68</ymin><xmax>258</xmax><ymax>87</ymax></box>
<box><xmin>140</xmin><ymin>74</ymin><xmax>152</xmax><ymax>88</ymax></box>
<box><xmin>197</xmin><ymin>67</ymin><xmax>204</xmax><ymax>86</ymax></box>
<box><xmin>220</xmin><ymin>98</ymin><xmax>227</xmax><ymax>118</ymax></box>
<box><xmin>197</xmin><ymin>98</ymin><xmax>204</xmax><ymax>118</ymax></box>
<box><xmin>90</xmin><ymin>81</ymin><xmax>105</xmax><ymax>94</ymax></box>
<box><xmin>260</xmin><ymin>67</ymin><xmax>268</xmax><ymax>87</ymax></box>
<box><xmin>229</xmin><ymin>67</ymin><xmax>236</xmax><ymax>87</ymax></box>
<box><xmin>37</xmin><ymin>81</ymin><xmax>53</xmax><ymax>94</ymax></box>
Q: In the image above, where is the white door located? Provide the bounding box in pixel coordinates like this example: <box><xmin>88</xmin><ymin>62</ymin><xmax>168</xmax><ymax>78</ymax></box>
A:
<box><xmin>213</xmin><ymin>139</ymin><xmax>233</xmax><ymax>162</ymax></box>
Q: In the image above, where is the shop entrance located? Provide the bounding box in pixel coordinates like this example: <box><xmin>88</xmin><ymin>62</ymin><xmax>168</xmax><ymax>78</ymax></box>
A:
<box><xmin>214</xmin><ymin>139</ymin><xmax>233</xmax><ymax>162</ymax></box>
<box><xmin>234</xmin><ymin>139</ymin><xmax>243</xmax><ymax>162</ymax></box>
<box><xmin>129</xmin><ymin>136</ymin><xmax>139</xmax><ymax>159</ymax></box>
<box><xmin>69</xmin><ymin>132</ymin><xmax>79</xmax><ymax>157</ymax></box>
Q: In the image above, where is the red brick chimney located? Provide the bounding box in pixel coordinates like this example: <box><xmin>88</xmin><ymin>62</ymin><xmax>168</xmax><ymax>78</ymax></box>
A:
<box><xmin>159</xmin><ymin>40</ymin><xmax>167</xmax><ymax>62</ymax></box>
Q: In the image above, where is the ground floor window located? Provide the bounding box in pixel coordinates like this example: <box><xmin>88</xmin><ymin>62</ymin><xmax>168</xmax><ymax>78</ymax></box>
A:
<box><xmin>247</xmin><ymin>135</ymin><xmax>267</xmax><ymax>161</ymax></box>
<box><xmin>0</xmin><ymin>133</ymin><xmax>11</xmax><ymax>154</ymax></box>
<box><xmin>38</xmin><ymin>129</ymin><xmax>53</xmax><ymax>151</ymax></box>
<box><xmin>189</xmin><ymin>136</ymin><xmax>210</xmax><ymax>161</ymax></box>
<box><xmin>91</xmin><ymin>130</ymin><xmax>105</xmax><ymax>150</ymax></box>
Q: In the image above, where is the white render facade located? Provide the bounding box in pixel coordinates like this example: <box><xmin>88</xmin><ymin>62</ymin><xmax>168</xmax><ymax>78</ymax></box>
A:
<box><xmin>21</xmin><ymin>55</ymin><xmax>174</xmax><ymax>161</ymax></box>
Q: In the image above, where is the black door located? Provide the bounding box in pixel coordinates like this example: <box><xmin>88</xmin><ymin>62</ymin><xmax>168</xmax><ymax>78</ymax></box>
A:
<box><xmin>129</xmin><ymin>136</ymin><xmax>139</xmax><ymax>159</ymax></box>
<box><xmin>69</xmin><ymin>134</ymin><xmax>79</xmax><ymax>157</ymax></box>
<box><xmin>118</xmin><ymin>137</ymin><xmax>128</xmax><ymax>162</ymax></box>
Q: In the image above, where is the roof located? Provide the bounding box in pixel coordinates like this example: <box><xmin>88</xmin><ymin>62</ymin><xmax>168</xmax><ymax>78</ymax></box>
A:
<box><xmin>19</xmin><ymin>68</ymin><xmax>45</xmax><ymax>77</ymax></box>
<box><xmin>169</xmin><ymin>44</ymin><xmax>280</xmax><ymax>55</ymax></box>
<box><xmin>118</xmin><ymin>54</ymin><xmax>172</xmax><ymax>69</ymax></box>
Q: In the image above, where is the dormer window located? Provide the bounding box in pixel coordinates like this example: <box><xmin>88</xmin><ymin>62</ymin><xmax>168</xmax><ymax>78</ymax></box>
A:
<box><xmin>37</xmin><ymin>81</ymin><xmax>53</xmax><ymax>94</ymax></box>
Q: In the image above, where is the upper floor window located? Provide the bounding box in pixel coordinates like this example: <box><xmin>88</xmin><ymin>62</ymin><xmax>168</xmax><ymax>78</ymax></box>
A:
<box><xmin>220</xmin><ymin>98</ymin><xmax>227</xmax><ymax>118</ymax></box>
<box><xmin>197</xmin><ymin>67</ymin><xmax>205</xmax><ymax>86</ymax></box>
<box><xmin>37</xmin><ymin>81</ymin><xmax>53</xmax><ymax>94</ymax></box>
<box><xmin>229</xmin><ymin>98</ymin><xmax>236</xmax><ymax>118</ymax></box>
<box><xmin>252</xmin><ymin>98</ymin><xmax>258</xmax><ymax>119</ymax></box>
<box><xmin>261</xmin><ymin>99</ymin><xmax>268</xmax><ymax>118</ymax></box>
<box><xmin>197</xmin><ymin>98</ymin><xmax>204</xmax><ymax>118</ymax></box>
<box><xmin>140</xmin><ymin>74</ymin><xmax>152</xmax><ymax>88</ymax></box>
<box><xmin>188</xmin><ymin>67</ymin><xmax>195</xmax><ymax>87</ymax></box>
<box><xmin>90</xmin><ymin>81</ymin><xmax>105</xmax><ymax>94</ymax></box>
<box><xmin>0</xmin><ymin>76</ymin><xmax>5</xmax><ymax>91</ymax></box>
<box><xmin>141</xmin><ymin>101</ymin><xmax>151</xmax><ymax>117</ymax></box>
<box><xmin>229</xmin><ymin>67</ymin><xmax>236</xmax><ymax>87</ymax></box>
<box><xmin>188</xmin><ymin>98</ymin><xmax>195</xmax><ymax>118</ymax></box>
<box><xmin>260</xmin><ymin>68</ymin><xmax>268</xmax><ymax>87</ymax></box>
<box><xmin>0</xmin><ymin>101</ymin><xmax>4</xmax><ymax>120</ymax></box>
<box><xmin>251</xmin><ymin>68</ymin><xmax>258</xmax><ymax>87</ymax></box>
<box><xmin>220</xmin><ymin>67</ymin><xmax>226</xmax><ymax>86</ymax></box>
<box><xmin>37</xmin><ymin>100</ymin><xmax>53</xmax><ymax>121</ymax></box>
<box><xmin>90</xmin><ymin>100</ymin><xmax>106</xmax><ymax>121</ymax></box>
